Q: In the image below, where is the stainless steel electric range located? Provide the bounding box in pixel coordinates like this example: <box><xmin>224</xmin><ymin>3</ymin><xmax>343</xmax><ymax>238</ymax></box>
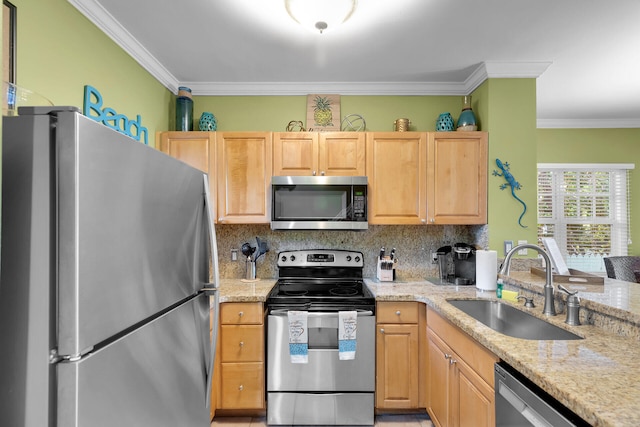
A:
<box><xmin>266</xmin><ymin>249</ymin><xmax>376</xmax><ymax>426</ymax></box>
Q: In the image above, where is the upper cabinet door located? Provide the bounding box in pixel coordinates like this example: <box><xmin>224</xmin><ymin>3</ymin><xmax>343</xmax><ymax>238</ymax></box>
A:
<box><xmin>427</xmin><ymin>132</ymin><xmax>488</xmax><ymax>225</ymax></box>
<box><xmin>318</xmin><ymin>132</ymin><xmax>366</xmax><ymax>176</ymax></box>
<box><xmin>216</xmin><ymin>132</ymin><xmax>272</xmax><ymax>224</ymax></box>
<box><xmin>273</xmin><ymin>132</ymin><xmax>365</xmax><ymax>176</ymax></box>
<box><xmin>273</xmin><ymin>132</ymin><xmax>318</xmax><ymax>176</ymax></box>
<box><xmin>158</xmin><ymin>131</ymin><xmax>216</xmax><ymax>223</ymax></box>
<box><xmin>366</xmin><ymin>132</ymin><xmax>427</xmax><ymax>225</ymax></box>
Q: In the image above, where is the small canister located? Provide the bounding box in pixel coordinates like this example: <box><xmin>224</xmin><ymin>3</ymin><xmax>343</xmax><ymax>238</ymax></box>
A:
<box><xmin>394</xmin><ymin>118</ymin><xmax>410</xmax><ymax>132</ymax></box>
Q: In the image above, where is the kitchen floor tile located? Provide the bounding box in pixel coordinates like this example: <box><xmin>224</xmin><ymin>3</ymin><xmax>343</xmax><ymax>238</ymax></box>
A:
<box><xmin>211</xmin><ymin>413</ymin><xmax>433</xmax><ymax>427</ymax></box>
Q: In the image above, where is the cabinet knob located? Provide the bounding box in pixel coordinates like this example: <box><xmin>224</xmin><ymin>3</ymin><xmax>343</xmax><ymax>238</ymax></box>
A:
<box><xmin>430</xmin><ymin>218</ymin><xmax>435</xmax><ymax>223</ymax></box>
<box><xmin>395</xmin><ymin>311</ymin><xmax>401</xmax><ymax>316</ymax></box>
<box><xmin>449</xmin><ymin>358</ymin><xmax>457</xmax><ymax>365</ymax></box>
<box><xmin>238</xmin><ymin>311</ymin><xmax>244</xmax><ymax>317</ymax></box>
<box><xmin>444</xmin><ymin>353</ymin><xmax>452</xmax><ymax>360</ymax></box>
<box><xmin>312</xmin><ymin>170</ymin><xmax>317</xmax><ymax>176</ymax></box>
<box><xmin>421</xmin><ymin>219</ymin><xmax>427</xmax><ymax>223</ymax></box>
<box><xmin>238</xmin><ymin>385</ymin><xmax>244</xmax><ymax>391</ymax></box>
<box><xmin>239</xmin><ymin>341</ymin><xmax>244</xmax><ymax>347</ymax></box>
<box><xmin>320</xmin><ymin>171</ymin><xmax>325</xmax><ymax>176</ymax></box>
<box><xmin>380</xmin><ymin>328</ymin><xmax>385</xmax><ymax>334</ymax></box>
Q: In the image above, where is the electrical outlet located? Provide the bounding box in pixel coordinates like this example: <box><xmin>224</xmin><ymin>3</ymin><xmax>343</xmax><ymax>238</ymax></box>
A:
<box><xmin>231</xmin><ymin>249</ymin><xmax>238</xmax><ymax>261</ymax></box>
<box><xmin>518</xmin><ymin>240</ymin><xmax>528</xmax><ymax>255</ymax></box>
<box><xmin>431</xmin><ymin>252</ymin><xmax>439</xmax><ymax>264</ymax></box>
<box><xmin>504</xmin><ymin>240</ymin><xmax>513</xmax><ymax>256</ymax></box>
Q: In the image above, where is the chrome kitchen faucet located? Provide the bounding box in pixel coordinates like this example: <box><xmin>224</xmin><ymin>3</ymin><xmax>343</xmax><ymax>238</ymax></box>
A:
<box><xmin>499</xmin><ymin>244</ymin><xmax>557</xmax><ymax>316</ymax></box>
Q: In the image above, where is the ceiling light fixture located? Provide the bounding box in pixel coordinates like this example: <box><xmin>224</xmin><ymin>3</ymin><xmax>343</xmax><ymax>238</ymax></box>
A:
<box><xmin>285</xmin><ymin>0</ymin><xmax>357</xmax><ymax>34</ymax></box>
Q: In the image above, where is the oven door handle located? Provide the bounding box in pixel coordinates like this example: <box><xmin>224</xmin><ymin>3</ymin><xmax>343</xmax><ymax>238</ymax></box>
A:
<box><xmin>269</xmin><ymin>309</ymin><xmax>374</xmax><ymax>317</ymax></box>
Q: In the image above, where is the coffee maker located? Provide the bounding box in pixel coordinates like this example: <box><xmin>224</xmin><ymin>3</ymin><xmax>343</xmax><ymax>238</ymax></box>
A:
<box><xmin>452</xmin><ymin>243</ymin><xmax>476</xmax><ymax>285</ymax></box>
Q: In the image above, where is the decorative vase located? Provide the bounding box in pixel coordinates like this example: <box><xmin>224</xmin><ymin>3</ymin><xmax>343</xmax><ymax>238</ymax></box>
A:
<box><xmin>457</xmin><ymin>95</ymin><xmax>477</xmax><ymax>131</ymax></box>
<box><xmin>436</xmin><ymin>112</ymin><xmax>455</xmax><ymax>131</ymax></box>
<box><xmin>175</xmin><ymin>86</ymin><xmax>193</xmax><ymax>131</ymax></box>
<box><xmin>198</xmin><ymin>112</ymin><xmax>217</xmax><ymax>131</ymax></box>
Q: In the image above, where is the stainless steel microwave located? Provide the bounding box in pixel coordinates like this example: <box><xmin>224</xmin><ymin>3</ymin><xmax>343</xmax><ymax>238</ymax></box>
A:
<box><xmin>271</xmin><ymin>176</ymin><xmax>368</xmax><ymax>230</ymax></box>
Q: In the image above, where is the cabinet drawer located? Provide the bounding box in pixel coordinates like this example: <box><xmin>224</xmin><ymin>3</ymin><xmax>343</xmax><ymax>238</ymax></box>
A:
<box><xmin>377</xmin><ymin>302</ymin><xmax>419</xmax><ymax>324</ymax></box>
<box><xmin>220</xmin><ymin>325</ymin><xmax>264</xmax><ymax>362</ymax></box>
<box><xmin>220</xmin><ymin>362</ymin><xmax>265</xmax><ymax>409</ymax></box>
<box><xmin>220</xmin><ymin>302</ymin><xmax>263</xmax><ymax>325</ymax></box>
<box><xmin>427</xmin><ymin>306</ymin><xmax>499</xmax><ymax>387</ymax></box>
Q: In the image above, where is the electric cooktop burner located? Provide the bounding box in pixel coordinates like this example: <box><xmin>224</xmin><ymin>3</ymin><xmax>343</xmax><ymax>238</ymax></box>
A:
<box><xmin>266</xmin><ymin>249</ymin><xmax>375</xmax><ymax>312</ymax></box>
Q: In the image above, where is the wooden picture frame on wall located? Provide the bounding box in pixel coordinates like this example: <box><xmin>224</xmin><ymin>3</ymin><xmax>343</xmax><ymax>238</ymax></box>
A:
<box><xmin>4</xmin><ymin>0</ymin><xmax>16</xmax><ymax>84</ymax></box>
<box><xmin>306</xmin><ymin>94</ymin><xmax>341</xmax><ymax>132</ymax></box>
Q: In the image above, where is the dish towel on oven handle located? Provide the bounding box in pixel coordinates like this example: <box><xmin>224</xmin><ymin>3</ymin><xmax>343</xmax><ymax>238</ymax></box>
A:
<box><xmin>288</xmin><ymin>311</ymin><xmax>308</xmax><ymax>363</ymax></box>
<box><xmin>338</xmin><ymin>311</ymin><xmax>358</xmax><ymax>360</ymax></box>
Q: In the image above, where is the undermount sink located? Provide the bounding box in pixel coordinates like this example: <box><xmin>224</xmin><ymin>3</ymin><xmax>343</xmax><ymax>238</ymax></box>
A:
<box><xmin>447</xmin><ymin>299</ymin><xmax>583</xmax><ymax>341</ymax></box>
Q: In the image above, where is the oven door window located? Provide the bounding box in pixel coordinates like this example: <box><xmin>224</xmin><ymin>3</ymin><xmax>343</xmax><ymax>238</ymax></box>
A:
<box><xmin>308</xmin><ymin>325</ymin><xmax>338</xmax><ymax>349</ymax></box>
<box><xmin>273</xmin><ymin>185</ymin><xmax>351</xmax><ymax>221</ymax></box>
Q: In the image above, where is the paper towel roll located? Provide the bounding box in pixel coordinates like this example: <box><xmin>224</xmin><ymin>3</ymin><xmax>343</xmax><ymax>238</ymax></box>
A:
<box><xmin>475</xmin><ymin>250</ymin><xmax>498</xmax><ymax>291</ymax></box>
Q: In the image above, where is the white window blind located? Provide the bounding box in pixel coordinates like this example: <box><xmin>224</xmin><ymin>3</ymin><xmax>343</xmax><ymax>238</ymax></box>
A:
<box><xmin>537</xmin><ymin>163</ymin><xmax>634</xmax><ymax>273</ymax></box>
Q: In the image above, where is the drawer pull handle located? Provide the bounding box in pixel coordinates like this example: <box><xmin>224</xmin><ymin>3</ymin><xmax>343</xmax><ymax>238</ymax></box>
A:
<box><xmin>395</xmin><ymin>311</ymin><xmax>401</xmax><ymax>316</ymax></box>
<box><xmin>238</xmin><ymin>385</ymin><xmax>244</xmax><ymax>391</ymax></box>
<box><xmin>239</xmin><ymin>341</ymin><xmax>244</xmax><ymax>347</ymax></box>
<box><xmin>238</xmin><ymin>311</ymin><xmax>244</xmax><ymax>317</ymax></box>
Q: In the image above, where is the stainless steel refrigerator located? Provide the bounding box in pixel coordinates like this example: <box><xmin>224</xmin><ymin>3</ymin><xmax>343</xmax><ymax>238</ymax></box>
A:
<box><xmin>0</xmin><ymin>106</ymin><xmax>220</xmax><ymax>427</ymax></box>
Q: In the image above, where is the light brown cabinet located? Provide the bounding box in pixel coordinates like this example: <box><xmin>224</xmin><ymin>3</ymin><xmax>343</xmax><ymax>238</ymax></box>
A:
<box><xmin>158</xmin><ymin>130</ymin><xmax>487</xmax><ymax>226</ymax></box>
<box><xmin>273</xmin><ymin>132</ymin><xmax>366</xmax><ymax>176</ymax></box>
<box><xmin>158</xmin><ymin>131</ymin><xmax>216</xmax><ymax>219</ymax></box>
<box><xmin>218</xmin><ymin>302</ymin><xmax>265</xmax><ymax>411</ymax></box>
<box><xmin>426</xmin><ymin>306</ymin><xmax>498</xmax><ymax>427</ymax></box>
<box><xmin>366</xmin><ymin>131</ymin><xmax>488</xmax><ymax>225</ymax></box>
<box><xmin>375</xmin><ymin>302</ymin><xmax>427</xmax><ymax>409</ymax></box>
<box><xmin>427</xmin><ymin>132</ymin><xmax>488</xmax><ymax>224</ymax></box>
<box><xmin>158</xmin><ymin>131</ymin><xmax>272</xmax><ymax>224</ymax></box>
<box><xmin>216</xmin><ymin>132</ymin><xmax>272</xmax><ymax>224</ymax></box>
<box><xmin>366</xmin><ymin>132</ymin><xmax>427</xmax><ymax>224</ymax></box>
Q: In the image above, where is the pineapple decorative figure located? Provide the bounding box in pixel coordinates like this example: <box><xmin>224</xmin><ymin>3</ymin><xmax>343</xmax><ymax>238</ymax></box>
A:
<box><xmin>313</xmin><ymin>95</ymin><xmax>333</xmax><ymax>127</ymax></box>
<box><xmin>306</xmin><ymin>94</ymin><xmax>341</xmax><ymax>131</ymax></box>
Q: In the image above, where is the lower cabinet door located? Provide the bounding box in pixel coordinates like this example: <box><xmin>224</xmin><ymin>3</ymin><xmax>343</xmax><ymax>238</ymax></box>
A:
<box><xmin>376</xmin><ymin>323</ymin><xmax>419</xmax><ymax>408</ymax></box>
<box><xmin>220</xmin><ymin>362</ymin><xmax>264</xmax><ymax>409</ymax></box>
<box><xmin>427</xmin><ymin>328</ymin><xmax>451</xmax><ymax>427</ymax></box>
<box><xmin>453</xmin><ymin>359</ymin><xmax>495</xmax><ymax>427</ymax></box>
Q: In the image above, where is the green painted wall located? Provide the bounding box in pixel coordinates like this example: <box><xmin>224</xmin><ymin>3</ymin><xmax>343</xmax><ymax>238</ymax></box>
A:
<box><xmin>193</xmin><ymin>95</ymin><xmax>464</xmax><ymax>132</ymax></box>
<box><xmin>538</xmin><ymin>128</ymin><xmax>640</xmax><ymax>254</ymax></box>
<box><xmin>11</xmin><ymin>0</ymin><xmax>171</xmax><ymax>147</ymax></box>
<box><xmin>482</xmin><ymin>79</ymin><xmax>539</xmax><ymax>253</ymax></box>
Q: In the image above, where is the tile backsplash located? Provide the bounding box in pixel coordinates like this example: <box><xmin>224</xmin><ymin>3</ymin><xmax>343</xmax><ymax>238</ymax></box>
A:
<box><xmin>215</xmin><ymin>224</ymin><xmax>489</xmax><ymax>280</ymax></box>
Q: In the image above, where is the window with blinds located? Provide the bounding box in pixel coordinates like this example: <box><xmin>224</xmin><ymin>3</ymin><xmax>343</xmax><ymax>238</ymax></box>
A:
<box><xmin>537</xmin><ymin>163</ymin><xmax>634</xmax><ymax>273</ymax></box>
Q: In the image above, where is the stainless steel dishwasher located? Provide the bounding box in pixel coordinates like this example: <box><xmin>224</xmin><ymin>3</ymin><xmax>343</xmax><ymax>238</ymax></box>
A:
<box><xmin>495</xmin><ymin>362</ymin><xmax>590</xmax><ymax>427</ymax></box>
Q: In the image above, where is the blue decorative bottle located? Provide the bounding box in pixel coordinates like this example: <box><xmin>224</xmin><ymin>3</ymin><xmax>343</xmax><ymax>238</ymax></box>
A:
<box><xmin>457</xmin><ymin>95</ymin><xmax>477</xmax><ymax>131</ymax></box>
<box><xmin>175</xmin><ymin>86</ymin><xmax>193</xmax><ymax>131</ymax></box>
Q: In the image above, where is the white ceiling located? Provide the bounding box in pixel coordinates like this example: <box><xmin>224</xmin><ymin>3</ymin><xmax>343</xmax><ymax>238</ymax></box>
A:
<box><xmin>70</xmin><ymin>0</ymin><xmax>640</xmax><ymax>128</ymax></box>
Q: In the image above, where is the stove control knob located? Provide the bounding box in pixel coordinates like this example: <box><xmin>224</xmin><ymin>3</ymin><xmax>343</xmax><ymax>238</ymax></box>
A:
<box><xmin>281</xmin><ymin>255</ymin><xmax>287</xmax><ymax>262</ymax></box>
<box><xmin>346</xmin><ymin>255</ymin><xmax>352</xmax><ymax>262</ymax></box>
<box><xmin>355</xmin><ymin>256</ymin><xmax>361</xmax><ymax>263</ymax></box>
<box><xmin>290</xmin><ymin>255</ymin><xmax>296</xmax><ymax>262</ymax></box>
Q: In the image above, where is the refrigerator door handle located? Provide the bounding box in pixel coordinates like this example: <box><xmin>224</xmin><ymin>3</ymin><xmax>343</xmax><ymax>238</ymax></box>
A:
<box><xmin>203</xmin><ymin>174</ymin><xmax>220</xmax><ymax>408</ymax></box>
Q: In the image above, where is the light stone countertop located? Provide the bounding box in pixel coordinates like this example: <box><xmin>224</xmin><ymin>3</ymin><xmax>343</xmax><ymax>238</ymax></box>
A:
<box><xmin>217</xmin><ymin>278</ymin><xmax>276</xmax><ymax>303</ymax></box>
<box><xmin>366</xmin><ymin>275</ymin><xmax>640</xmax><ymax>427</ymax></box>
<box><xmin>218</xmin><ymin>275</ymin><xmax>640</xmax><ymax>426</ymax></box>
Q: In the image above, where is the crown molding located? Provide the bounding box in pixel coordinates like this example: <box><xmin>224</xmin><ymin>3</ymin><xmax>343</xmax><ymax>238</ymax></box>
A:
<box><xmin>185</xmin><ymin>81</ymin><xmax>472</xmax><ymax>96</ymax></box>
<box><xmin>537</xmin><ymin>118</ymin><xmax>640</xmax><ymax>129</ymax></box>
<box><xmin>67</xmin><ymin>0</ymin><xmax>180</xmax><ymax>92</ymax></box>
